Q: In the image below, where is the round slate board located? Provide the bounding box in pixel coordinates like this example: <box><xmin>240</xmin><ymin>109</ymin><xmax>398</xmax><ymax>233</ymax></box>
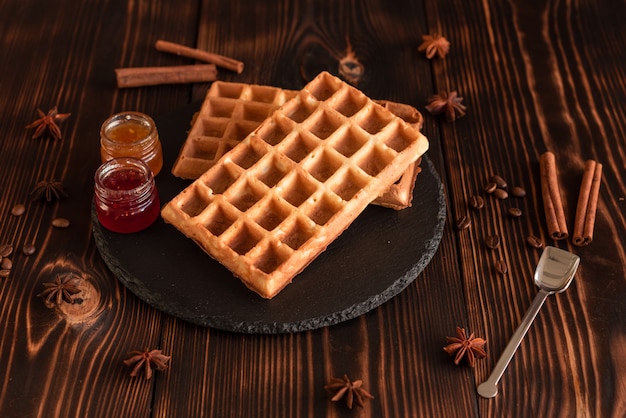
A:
<box><xmin>92</xmin><ymin>103</ymin><xmax>446</xmax><ymax>334</ymax></box>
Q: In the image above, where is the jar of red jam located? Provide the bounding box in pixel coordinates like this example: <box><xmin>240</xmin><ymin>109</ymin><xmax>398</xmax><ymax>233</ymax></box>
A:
<box><xmin>100</xmin><ymin>111</ymin><xmax>163</xmax><ymax>176</ymax></box>
<box><xmin>94</xmin><ymin>157</ymin><xmax>160</xmax><ymax>233</ymax></box>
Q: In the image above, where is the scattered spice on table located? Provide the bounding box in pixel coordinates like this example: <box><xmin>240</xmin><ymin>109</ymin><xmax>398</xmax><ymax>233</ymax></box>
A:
<box><xmin>1</xmin><ymin>257</ymin><xmax>12</xmax><ymax>270</ymax></box>
<box><xmin>485</xmin><ymin>234</ymin><xmax>501</xmax><ymax>250</ymax></box>
<box><xmin>483</xmin><ymin>181</ymin><xmax>497</xmax><ymax>194</ymax></box>
<box><xmin>338</xmin><ymin>38</ymin><xmax>364</xmax><ymax>85</ymax></box>
<box><xmin>572</xmin><ymin>159</ymin><xmax>602</xmax><ymax>246</ymax></box>
<box><xmin>495</xmin><ymin>259</ymin><xmax>508</xmax><ymax>275</ymax></box>
<box><xmin>11</xmin><ymin>203</ymin><xmax>25</xmax><ymax>216</ymax></box>
<box><xmin>468</xmin><ymin>195</ymin><xmax>485</xmax><ymax>210</ymax></box>
<box><xmin>38</xmin><ymin>273</ymin><xmax>81</xmax><ymax>305</ymax></box>
<box><xmin>493</xmin><ymin>188</ymin><xmax>508</xmax><ymax>200</ymax></box>
<box><xmin>510</xmin><ymin>186</ymin><xmax>527</xmax><ymax>198</ymax></box>
<box><xmin>526</xmin><ymin>234</ymin><xmax>544</xmax><ymax>249</ymax></box>
<box><xmin>0</xmin><ymin>244</ymin><xmax>13</xmax><ymax>258</ymax></box>
<box><xmin>443</xmin><ymin>326</ymin><xmax>487</xmax><ymax>367</ymax></box>
<box><xmin>22</xmin><ymin>243</ymin><xmax>36</xmax><ymax>256</ymax></box>
<box><xmin>418</xmin><ymin>33</ymin><xmax>450</xmax><ymax>59</ymax></box>
<box><xmin>51</xmin><ymin>217</ymin><xmax>71</xmax><ymax>228</ymax></box>
<box><xmin>539</xmin><ymin>152</ymin><xmax>568</xmax><ymax>240</ymax></box>
<box><xmin>324</xmin><ymin>374</ymin><xmax>374</xmax><ymax>409</ymax></box>
<box><xmin>426</xmin><ymin>91</ymin><xmax>466</xmax><ymax>122</ymax></box>
<box><xmin>1</xmin><ymin>244</ymin><xmax>13</xmax><ymax>279</ymax></box>
<box><xmin>30</xmin><ymin>179</ymin><xmax>68</xmax><ymax>202</ymax></box>
<box><xmin>115</xmin><ymin>64</ymin><xmax>217</xmax><ymax>88</ymax></box>
<box><xmin>455</xmin><ymin>214</ymin><xmax>471</xmax><ymax>230</ymax></box>
<box><xmin>123</xmin><ymin>349</ymin><xmax>171</xmax><ymax>380</ymax></box>
<box><xmin>490</xmin><ymin>175</ymin><xmax>507</xmax><ymax>189</ymax></box>
<box><xmin>507</xmin><ymin>207</ymin><xmax>523</xmax><ymax>218</ymax></box>
<box><xmin>155</xmin><ymin>39</ymin><xmax>244</xmax><ymax>74</ymax></box>
<box><xmin>25</xmin><ymin>106</ymin><xmax>71</xmax><ymax>140</ymax></box>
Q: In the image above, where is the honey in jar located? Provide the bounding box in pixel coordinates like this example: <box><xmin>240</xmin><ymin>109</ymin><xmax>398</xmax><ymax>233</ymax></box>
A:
<box><xmin>100</xmin><ymin>112</ymin><xmax>163</xmax><ymax>176</ymax></box>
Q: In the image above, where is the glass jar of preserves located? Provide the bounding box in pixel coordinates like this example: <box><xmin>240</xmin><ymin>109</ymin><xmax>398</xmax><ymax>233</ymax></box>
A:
<box><xmin>94</xmin><ymin>157</ymin><xmax>160</xmax><ymax>233</ymax></box>
<box><xmin>100</xmin><ymin>111</ymin><xmax>163</xmax><ymax>176</ymax></box>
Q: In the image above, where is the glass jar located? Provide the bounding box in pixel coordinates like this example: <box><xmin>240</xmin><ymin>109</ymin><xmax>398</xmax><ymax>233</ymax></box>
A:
<box><xmin>94</xmin><ymin>157</ymin><xmax>160</xmax><ymax>233</ymax></box>
<box><xmin>100</xmin><ymin>111</ymin><xmax>163</xmax><ymax>176</ymax></box>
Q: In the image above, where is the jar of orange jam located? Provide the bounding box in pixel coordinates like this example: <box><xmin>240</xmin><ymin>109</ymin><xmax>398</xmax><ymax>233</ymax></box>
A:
<box><xmin>94</xmin><ymin>157</ymin><xmax>160</xmax><ymax>233</ymax></box>
<box><xmin>100</xmin><ymin>111</ymin><xmax>163</xmax><ymax>176</ymax></box>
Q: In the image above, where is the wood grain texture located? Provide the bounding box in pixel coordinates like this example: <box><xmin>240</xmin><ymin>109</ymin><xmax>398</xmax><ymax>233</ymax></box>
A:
<box><xmin>0</xmin><ymin>0</ymin><xmax>624</xmax><ymax>417</ymax></box>
<box><xmin>424</xmin><ymin>0</ymin><xmax>626</xmax><ymax>417</ymax></box>
<box><xmin>0</xmin><ymin>0</ymin><xmax>198</xmax><ymax>417</ymax></box>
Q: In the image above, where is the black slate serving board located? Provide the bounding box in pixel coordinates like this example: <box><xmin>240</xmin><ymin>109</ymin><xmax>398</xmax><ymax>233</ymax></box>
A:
<box><xmin>92</xmin><ymin>103</ymin><xmax>446</xmax><ymax>334</ymax></box>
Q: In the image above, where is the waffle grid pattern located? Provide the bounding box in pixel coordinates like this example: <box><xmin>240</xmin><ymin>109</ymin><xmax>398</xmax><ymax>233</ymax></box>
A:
<box><xmin>171</xmin><ymin>81</ymin><xmax>424</xmax><ymax>209</ymax></box>
<box><xmin>162</xmin><ymin>72</ymin><xmax>429</xmax><ymax>298</ymax></box>
<box><xmin>171</xmin><ymin>81</ymin><xmax>298</xmax><ymax>179</ymax></box>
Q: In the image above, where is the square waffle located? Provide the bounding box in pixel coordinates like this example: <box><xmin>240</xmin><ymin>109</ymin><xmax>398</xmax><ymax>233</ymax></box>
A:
<box><xmin>372</xmin><ymin>100</ymin><xmax>423</xmax><ymax>209</ymax></box>
<box><xmin>171</xmin><ymin>81</ymin><xmax>297</xmax><ymax>180</ymax></box>
<box><xmin>161</xmin><ymin>72</ymin><xmax>429</xmax><ymax>298</ymax></box>
<box><xmin>171</xmin><ymin>81</ymin><xmax>424</xmax><ymax>209</ymax></box>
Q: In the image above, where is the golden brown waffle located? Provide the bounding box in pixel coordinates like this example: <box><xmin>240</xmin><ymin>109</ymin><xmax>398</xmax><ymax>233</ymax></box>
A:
<box><xmin>161</xmin><ymin>72</ymin><xmax>429</xmax><ymax>299</ymax></box>
<box><xmin>373</xmin><ymin>100</ymin><xmax>423</xmax><ymax>210</ymax></box>
<box><xmin>171</xmin><ymin>81</ymin><xmax>298</xmax><ymax>180</ymax></box>
<box><xmin>171</xmin><ymin>81</ymin><xmax>424</xmax><ymax>210</ymax></box>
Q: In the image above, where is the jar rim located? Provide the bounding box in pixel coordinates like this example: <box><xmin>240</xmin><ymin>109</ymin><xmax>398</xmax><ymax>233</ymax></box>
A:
<box><xmin>94</xmin><ymin>157</ymin><xmax>155</xmax><ymax>200</ymax></box>
<box><xmin>100</xmin><ymin>111</ymin><xmax>157</xmax><ymax>147</ymax></box>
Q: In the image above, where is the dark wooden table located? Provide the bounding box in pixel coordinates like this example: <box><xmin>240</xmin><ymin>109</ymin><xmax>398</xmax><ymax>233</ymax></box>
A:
<box><xmin>1</xmin><ymin>0</ymin><xmax>624</xmax><ymax>416</ymax></box>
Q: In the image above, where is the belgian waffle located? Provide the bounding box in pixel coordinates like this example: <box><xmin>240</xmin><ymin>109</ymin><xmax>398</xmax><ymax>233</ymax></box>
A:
<box><xmin>171</xmin><ymin>81</ymin><xmax>297</xmax><ymax>180</ymax></box>
<box><xmin>161</xmin><ymin>72</ymin><xmax>429</xmax><ymax>298</ymax></box>
<box><xmin>171</xmin><ymin>81</ymin><xmax>424</xmax><ymax>209</ymax></box>
<box><xmin>372</xmin><ymin>100</ymin><xmax>423</xmax><ymax>209</ymax></box>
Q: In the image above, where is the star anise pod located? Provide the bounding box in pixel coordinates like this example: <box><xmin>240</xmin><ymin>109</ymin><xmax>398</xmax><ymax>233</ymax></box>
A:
<box><xmin>30</xmin><ymin>179</ymin><xmax>68</xmax><ymax>202</ymax></box>
<box><xmin>124</xmin><ymin>349</ymin><xmax>171</xmax><ymax>380</ymax></box>
<box><xmin>418</xmin><ymin>33</ymin><xmax>450</xmax><ymax>59</ymax></box>
<box><xmin>324</xmin><ymin>374</ymin><xmax>374</xmax><ymax>409</ymax></box>
<box><xmin>25</xmin><ymin>106</ymin><xmax>71</xmax><ymax>140</ymax></box>
<box><xmin>426</xmin><ymin>91</ymin><xmax>467</xmax><ymax>122</ymax></box>
<box><xmin>443</xmin><ymin>326</ymin><xmax>487</xmax><ymax>367</ymax></box>
<box><xmin>338</xmin><ymin>37</ymin><xmax>364</xmax><ymax>86</ymax></box>
<box><xmin>38</xmin><ymin>273</ymin><xmax>82</xmax><ymax>305</ymax></box>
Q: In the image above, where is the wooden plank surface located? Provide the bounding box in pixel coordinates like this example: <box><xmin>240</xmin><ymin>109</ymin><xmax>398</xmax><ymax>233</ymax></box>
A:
<box><xmin>0</xmin><ymin>0</ymin><xmax>198</xmax><ymax>417</ymax></box>
<box><xmin>423</xmin><ymin>1</ymin><xmax>626</xmax><ymax>417</ymax></box>
<box><xmin>0</xmin><ymin>0</ymin><xmax>624</xmax><ymax>417</ymax></box>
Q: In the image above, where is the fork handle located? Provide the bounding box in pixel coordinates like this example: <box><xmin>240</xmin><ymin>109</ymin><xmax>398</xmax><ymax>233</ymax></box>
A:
<box><xmin>477</xmin><ymin>288</ymin><xmax>551</xmax><ymax>398</ymax></box>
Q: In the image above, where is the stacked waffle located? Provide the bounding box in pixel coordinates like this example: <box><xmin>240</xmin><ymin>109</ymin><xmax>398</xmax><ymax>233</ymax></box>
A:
<box><xmin>171</xmin><ymin>82</ymin><xmax>298</xmax><ymax>180</ymax></box>
<box><xmin>162</xmin><ymin>72</ymin><xmax>429</xmax><ymax>298</ymax></box>
<box><xmin>171</xmin><ymin>80</ymin><xmax>424</xmax><ymax>210</ymax></box>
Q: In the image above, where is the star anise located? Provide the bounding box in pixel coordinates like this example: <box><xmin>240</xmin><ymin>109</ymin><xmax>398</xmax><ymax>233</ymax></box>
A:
<box><xmin>25</xmin><ymin>106</ymin><xmax>71</xmax><ymax>140</ymax></box>
<box><xmin>338</xmin><ymin>37</ymin><xmax>364</xmax><ymax>85</ymax></box>
<box><xmin>324</xmin><ymin>374</ymin><xmax>374</xmax><ymax>409</ymax></box>
<box><xmin>30</xmin><ymin>179</ymin><xmax>68</xmax><ymax>202</ymax></box>
<box><xmin>443</xmin><ymin>326</ymin><xmax>487</xmax><ymax>367</ymax></box>
<box><xmin>426</xmin><ymin>91</ymin><xmax>467</xmax><ymax>122</ymax></box>
<box><xmin>418</xmin><ymin>33</ymin><xmax>450</xmax><ymax>59</ymax></box>
<box><xmin>38</xmin><ymin>273</ymin><xmax>82</xmax><ymax>305</ymax></box>
<box><xmin>124</xmin><ymin>349</ymin><xmax>171</xmax><ymax>380</ymax></box>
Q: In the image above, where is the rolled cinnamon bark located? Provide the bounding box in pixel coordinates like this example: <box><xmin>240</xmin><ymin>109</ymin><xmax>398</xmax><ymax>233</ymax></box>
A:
<box><xmin>539</xmin><ymin>152</ymin><xmax>568</xmax><ymax>240</ymax></box>
<box><xmin>115</xmin><ymin>64</ymin><xmax>217</xmax><ymax>88</ymax></box>
<box><xmin>155</xmin><ymin>40</ymin><xmax>244</xmax><ymax>74</ymax></box>
<box><xmin>572</xmin><ymin>160</ymin><xmax>602</xmax><ymax>246</ymax></box>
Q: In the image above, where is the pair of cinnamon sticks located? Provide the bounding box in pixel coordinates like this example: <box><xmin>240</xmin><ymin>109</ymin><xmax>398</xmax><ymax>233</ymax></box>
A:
<box><xmin>539</xmin><ymin>152</ymin><xmax>602</xmax><ymax>246</ymax></box>
<box><xmin>116</xmin><ymin>40</ymin><xmax>244</xmax><ymax>88</ymax></box>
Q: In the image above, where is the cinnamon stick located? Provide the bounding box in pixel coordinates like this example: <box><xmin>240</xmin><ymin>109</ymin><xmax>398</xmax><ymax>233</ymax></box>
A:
<box><xmin>155</xmin><ymin>40</ymin><xmax>244</xmax><ymax>74</ymax></box>
<box><xmin>115</xmin><ymin>64</ymin><xmax>217</xmax><ymax>88</ymax></box>
<box><xmin>539</xmin><ymin>152</ymin><xmax>568</xmax><ymax>240</ymax></box>
<box><xmin>572</xmin><ymin>160</ymin><xmax>602</xmax><ymax>246</ymax></box>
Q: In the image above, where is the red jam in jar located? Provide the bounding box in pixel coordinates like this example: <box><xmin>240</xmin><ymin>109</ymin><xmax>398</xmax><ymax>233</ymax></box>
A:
<box><xmin>100</xmin><ymin>111</ymin><xmax>163</xmax><ymax>176</ymax></box>
<box><xmin>94</xmin><ymin>157</ymin><xmax>160</xmax><ymax>233</ymax></box>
